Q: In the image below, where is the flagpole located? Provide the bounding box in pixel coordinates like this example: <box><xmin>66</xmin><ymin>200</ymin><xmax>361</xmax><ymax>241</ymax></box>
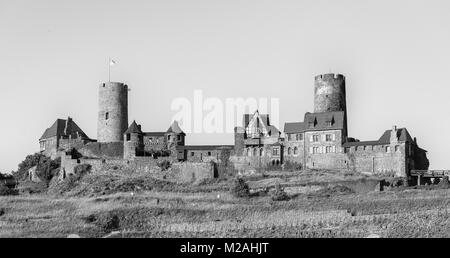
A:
<box><xmin>109</xmin><ymin>57</ymin><xmax>111</xmax><ymax>82</ymax></box>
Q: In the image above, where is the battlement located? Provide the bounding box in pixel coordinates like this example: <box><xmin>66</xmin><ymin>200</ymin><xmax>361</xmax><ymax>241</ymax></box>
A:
<box><xmin>314</xmin><ymin>73</ymin><xmax>345</xmax><ymax>81</ymax></box>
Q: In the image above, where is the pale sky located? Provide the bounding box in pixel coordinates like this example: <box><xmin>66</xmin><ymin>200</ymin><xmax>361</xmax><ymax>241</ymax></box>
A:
<box><xmin>1</xmin><ymin>0</ymin><xmax>449</xmax><ymax>172</ymax></box>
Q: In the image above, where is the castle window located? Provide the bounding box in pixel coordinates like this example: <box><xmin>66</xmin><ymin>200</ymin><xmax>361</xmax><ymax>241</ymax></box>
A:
<box><xmin>167</xmin><ymin>135</ymin><xmax>171</xmax><ymax>141</ymax></box>
<box><xmin>260</xmin><ymin>148</ymin><xmax>264</xmax><ymax>156</ymax></box>
<box><xmin>386</xmin><ymin>146</ymin><xmax>390</xmax><ymax>153</ymax></box>
<box><xmin>395</xmin><ymin>145</ymin><xmax>400</xmax><ymax>152</ymax></box>
<box><xmin>105</xmin><ymin>112</ymin><xmax>109</xmax><ymax>120</ymax></box>
<box><xmin>326</xmin><ymin>134</ymin><xmax>333</xmax><ymax>142</ymax></box>
<box><xmin>272</xmin><ymin>148</ymin><xmax>279</xmax><ymax>156</ymax></box>
<box><xmin>297</xmin><ymin>134</ymin><xmax>303</xmax><ymax>141</ymax></box>
<box><xmin>312</xmin><ymin>135</ymin><xmax>319</xmax><ymax>142</ymax></box>
<box><xmin>253</xmin><ymin>148</ymin><xmax>258</xmax><ymax>156</ymax></box>
<box><xmin>294</xmin><ymin>147</ymin><xmax>298</xmax><ymax>155</ymax></box>
<box><xmin>191</xmin><ymin>152</ymin><xmax>194</xmax><ymax>156</ymax></box>
<box><xmin>126</xmin><ymin>134</ymin><xmax>131</xmax><ymax>141</ymax></box>
<box><xmin>312</xmin><ymin>147</ymin><xmax>319</xmax><ymax>154</ymax></box>
<box><xmin>247</xmin><ymin>148</ymin><xmax>251</xmax><ymax>156</ymax></box>
<box><xmin>177</xmin><ymin>135</ymin><xmax>181</xmax><ymax>141</ymax></box>
<box><xmin>208</xmin><ymin>152</ymin><xmax>211</xmax><ymax>156</ymax></box>
<box><xmin>326</xmin><ymin>146</ymin><xmax>332</xmax><ymax>153</ymax></box>
<box><xmin>327</xmin><ymin>121</ymin><xmax>332</xmax><ymax>127</ymax></box>
<box><xmin>288</xmin><ymin>147</ymin><xmax>292</xmax><ymax>155</ymax></box>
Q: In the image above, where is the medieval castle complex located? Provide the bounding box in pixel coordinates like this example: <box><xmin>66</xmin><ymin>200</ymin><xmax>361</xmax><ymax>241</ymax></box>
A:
<box><xmin>39</xmin><ymin>73</ymin><xmax>429</xmax><ymax>180</ymax></box>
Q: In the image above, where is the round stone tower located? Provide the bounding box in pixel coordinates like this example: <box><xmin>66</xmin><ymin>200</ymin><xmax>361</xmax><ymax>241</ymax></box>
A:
<box><xmin>313</xmin><ymin>73</ymin><xmax>346</xmax><ymax>113</ymax></box>
<box><xmin>97</xmin><ymin>82</ymin><xmax>128</xmax><ymax>142</ymax></box>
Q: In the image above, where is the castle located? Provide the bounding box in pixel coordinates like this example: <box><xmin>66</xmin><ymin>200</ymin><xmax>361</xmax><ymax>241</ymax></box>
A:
<box><xmin>38</xmin><ymin>73</ymin><xmax>429</xmax><ymax>179</ymax></box>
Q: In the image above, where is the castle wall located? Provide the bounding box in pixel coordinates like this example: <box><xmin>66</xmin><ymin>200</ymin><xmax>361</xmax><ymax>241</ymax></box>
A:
<box><xmin>77</xmin><ymin>142</ymin><xmax>124</xmax><ymax>159</ymax></box>
<box><xmin>40</xmin><ymin>136</ymin><xmax>58</xmax><ymax>158</ymax></box>
<box><xmin>60</xmin><ymin>153</ymin><xmax>215</xmax><ymax>183</ymax></box>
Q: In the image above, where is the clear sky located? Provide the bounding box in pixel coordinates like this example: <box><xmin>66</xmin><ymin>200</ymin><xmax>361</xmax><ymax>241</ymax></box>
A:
<box><xmin>1</xmin><ymin>0</ymin><xmax>449</xmax><ymax>172</ymax></box>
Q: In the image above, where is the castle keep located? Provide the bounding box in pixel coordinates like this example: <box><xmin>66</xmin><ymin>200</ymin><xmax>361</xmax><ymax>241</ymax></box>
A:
<box><xmin>39</xmin><ymin>73</ymin><xmax>429</xmax><ymax>180</ymax></box>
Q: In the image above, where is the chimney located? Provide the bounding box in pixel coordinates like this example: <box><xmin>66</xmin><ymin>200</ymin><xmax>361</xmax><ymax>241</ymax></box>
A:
<box><xmin>390</xmin><ymin>125</ymin><xmax>398</xmax><ymax>143</ymax></box>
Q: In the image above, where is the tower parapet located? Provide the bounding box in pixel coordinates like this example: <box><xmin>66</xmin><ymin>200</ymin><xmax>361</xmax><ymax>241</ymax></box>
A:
<box><xmin>97</xmin><ymin>82</ymin><xmax>128</xmax><ymax>142</ymax></box>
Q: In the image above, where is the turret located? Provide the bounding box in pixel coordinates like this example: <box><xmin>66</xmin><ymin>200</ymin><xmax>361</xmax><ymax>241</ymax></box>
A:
<box><xmin>123</xmin><ymin>120</ymin><xmax>143</xmax><ymax>159</ymax></box>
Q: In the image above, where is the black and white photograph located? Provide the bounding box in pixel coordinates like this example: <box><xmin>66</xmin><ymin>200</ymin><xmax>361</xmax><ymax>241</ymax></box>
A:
<box><xmin>1</xmin><ymin>0</ymin><xmax>449</xmax><ymax>249</ymax></box>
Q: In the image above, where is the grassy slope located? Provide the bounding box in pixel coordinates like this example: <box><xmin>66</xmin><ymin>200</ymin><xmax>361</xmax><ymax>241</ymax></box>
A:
<box><xmin>0</xmin><ymin>170</ymin><xmax>449</xmax><ymax>238</ymax></box>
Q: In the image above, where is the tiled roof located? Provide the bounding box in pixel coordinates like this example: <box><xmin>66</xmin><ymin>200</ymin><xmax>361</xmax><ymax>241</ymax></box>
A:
<box><xmin>283</xmin><ymin>111</ymin><xmax>345</xmax><ymax>133</ymax></box>
<box><xmin>283</xmin><ymin>122</ymin><xmax>306</xmax><ymax>134</ymax></box>
<box><xmin>343</xmin><ymin>128</ymin><xmax>415</xmax><ymax>147</ymax></box>
<box><xmin>124</xmin><ymin>120</ymin><xmax>142</xmax><ymax>134</ymax></box>
<box><xmin>378</xmin><ymin>128</ymin><xmax>414</xmax><ymax>144</ymax></box>
<box><xmin>39</xmin><ymin>118</ymin><xmax>89</xmax><ymax>140</ymax></box>
<box><xmin>177</xmin><ymin>145</ymin><xmax>234</xmax><ymax>151</ymax></box>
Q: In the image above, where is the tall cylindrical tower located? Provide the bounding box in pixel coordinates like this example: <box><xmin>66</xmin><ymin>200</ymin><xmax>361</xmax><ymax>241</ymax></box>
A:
<box><xmin>97</xmin><ymin>82</ymin><xmax>128</xmax><ymax>142</ymax></box>
<box><xmin>313</xmin><ymin>73</ymin><xmax>346</xmax><ymax>113</ymax></box>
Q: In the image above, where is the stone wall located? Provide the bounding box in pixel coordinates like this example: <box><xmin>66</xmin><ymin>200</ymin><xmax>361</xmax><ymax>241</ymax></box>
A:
<box><xmin>59</xmin><ymin>152</ymin><xmax>215</xmax><ymax>183</ymax></box>
<box><xmin>77</xmin><ymin>142</ymin><xmax>124</xmax><ymax>159</ymax></box>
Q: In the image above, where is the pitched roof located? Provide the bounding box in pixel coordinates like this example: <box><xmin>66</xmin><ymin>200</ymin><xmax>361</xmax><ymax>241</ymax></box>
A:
<box><xmin>39</xmin><ymin>117</ymin><xmax>89</xmax><ymax>140</ymax></box>
<box><xmin>242</xmin><ymin>111</ymin><xmax>270</xmax><ymax>128</ymax></box>
<box><xmin>267</xmin><ymin>125</ymin><xmax>280</xmax><ymax>136</ymax></box>
<box><xmin>177</xmin><ymin>145</ymin><xmax>234</xmax><ymax>151</ymax></box>
<box><xmin>343</xmin><ymin>127</ymin><xmax>415</xmax><ymax>147</ymax></box>
<box><xmin>283</xmin><ymin>111</ymin><xmax>345</xmax><ymax>133</ymax></box>
<box><xmin>284</xmin><ymin>122</ymin><xmax>306</xmax><ymax>134</ymax></box>
<box><xmin>124</xmin><ymin>120</ymin><xmax>142</xmax><ymax>134</ymax></box>
<box><xmin>378</xmin><ymin>127</ymin><xmax>414</xmax><ymax>144</ymax></box>
<box><xmin>166</xmin><ymin>120</ymin><xmax>184</xmax><ymax>134</ymax></box>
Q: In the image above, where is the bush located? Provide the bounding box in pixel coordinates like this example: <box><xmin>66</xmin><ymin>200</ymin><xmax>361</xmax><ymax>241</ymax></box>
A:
<box><xmin>283</xmin><ymin>160</ymin><xmax>302</xmax><ymax>171</ymax></box>
<box><xmin>12</xmin><ymin>153</ymin><xmax>60</xmax><ymax>182</ymax></box>
<box><xmin>157</xmin><ymin>160</ymin><xmax>171</xmax><ymax>171</ymax></box>
<box><xmin>0</xmin><ymin>184</ymin><xmax>18</xmax><ymax>196</ymax></box>
<box><xmin>230</xmin><ymin>177</ymin><xmax>250</xmax><ymax>198</ymax></box>
<box><xmin>270</xmin><ymin>183</ymin><xmax>290</xmax><ymax>201</ymax></box>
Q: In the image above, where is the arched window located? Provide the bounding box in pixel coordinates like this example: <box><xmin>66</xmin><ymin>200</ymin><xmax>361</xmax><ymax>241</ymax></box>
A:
<box><xmin>288</xmin><ymin>147</ymin><xmax>292</xmax><ymax>155</ymax></box>
<box><xmin>260</xmin><ymin>148</ymin><xmax>264</xmax><ymax>156</ymax></box>
<box><xmin>253</xmin><ymin>148</ymin><xmax>258</xmax><ymax>156</ymax></box>
<box><xmin>247</xmin><ymin>148</ymin><xmax>251</xmax><ymax>156</ymax></box>
<box><xmin>294</xmin><ymin>147</ymin><xmax>298</xmax><ymax>155</ymax></box>
<box><xmin>276</xmin><ymin>160</ymin><xmax>280</xmax><ymax>165</ymax></box>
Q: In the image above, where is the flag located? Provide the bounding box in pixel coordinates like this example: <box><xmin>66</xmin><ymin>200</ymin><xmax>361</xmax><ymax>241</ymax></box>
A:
<box><xmin>110</xmin><ymin>59</ymin><xmax>116</xmax><ymax>66</ymax></box>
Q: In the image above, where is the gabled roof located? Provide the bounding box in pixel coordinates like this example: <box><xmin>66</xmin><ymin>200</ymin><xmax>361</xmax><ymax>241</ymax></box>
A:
<box><xmin>176</xmin><ymin>145</ymin><xmax>234</xmax><ymax>151</ymax></box>
<box><xmin>283</xmin><ymin>111</ymin><xmax>345</xmax><ymax>133</ymax></box>
<box><xmin>39</xmin><ymin>117</ymin><xmax>89</xmax><ymax>140</ymax></box>
<box><xmin>124</xmin><ymin>120</ymin><xmax>142</xmax><ymax>134</ymax></box>
<box><xmin>378</xmin><ymin>127</ymin><xmax>414</xmax><ymax>144</ymax></box>
<box><xmin>267</xmin><ymin>125</ymin><xmax>280</xmax><ymax>136</ymax></box>
<box><xmin>243</xmin><ymin>111</ymin><xmax>270</xmax><ymax>128</ymax></box>
<box><xmin>343</xmin><ymin>127</ymin><xmax>416</xmax><ymax>147</ymax></box>
<box><xmin>167</xmin><ymin>120</ymin><xmax>184</xmax><ymax>134</ymax></box>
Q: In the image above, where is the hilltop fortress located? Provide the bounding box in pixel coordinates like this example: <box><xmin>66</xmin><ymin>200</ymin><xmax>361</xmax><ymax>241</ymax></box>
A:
<box><xmin>38</xmin><ymin>73</ymin><xmax>429</xmax><ymax>181</ymax></box>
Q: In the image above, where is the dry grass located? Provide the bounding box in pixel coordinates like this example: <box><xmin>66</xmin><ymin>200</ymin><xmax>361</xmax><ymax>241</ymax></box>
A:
<box><xmin>1</xmin><ymin>170</ymin><xmax>449</xmax><ymax>238</ymax></box>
